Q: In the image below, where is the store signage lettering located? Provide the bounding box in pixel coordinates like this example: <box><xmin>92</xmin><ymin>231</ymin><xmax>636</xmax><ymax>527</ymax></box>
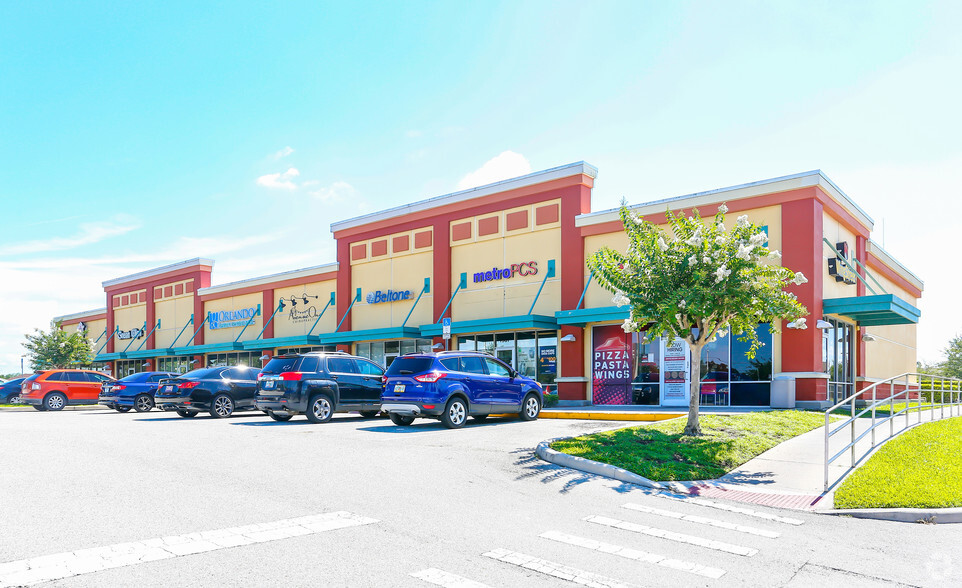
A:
<box><xmin>208</xmin><ymin>306</ymin><xmax>260</xmax><ymax>329</ymax></box>
<box><xmin>472</xmin><ymin>261</ymin><xmax>538</xmax><ymax>284</ymax></box>
<box><xmin>288</xmin><ymin>306</ymin><xmax>318</xmax><ymax>323</ymax></box>
<box><xmin>117</xmin><ymin>328</ymin><xmax>144</xmax><ymax>340</ymax></box>
<box><xmin>366</xmin><ymin>289</ymin><xmax>413</xmax><ymax>304</ymax></box>
<box><xmin>827</xmin><ymin>241</ymin><xmax>857</xmax><ymax>285</ymax></box>
<box><xmin>662</xmin><ymin>339</ymin><xmax>690</xmax><ymax>405</ymax></box>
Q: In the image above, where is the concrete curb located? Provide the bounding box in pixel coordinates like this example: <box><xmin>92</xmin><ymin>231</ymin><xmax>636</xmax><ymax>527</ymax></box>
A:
<box><xmin>0</xmin><ymin>405</ymin><xmax>106</xmax><ymax>412</ymax></box>
<box><xmin>822</xmin><ymin>507</ymin><xmax>962</xmax><ymax>524</ymax></box>
<box><xmin>535</xmin><ymin>439</ymin><xmax>668</xmax><ymax>490</ymax></box>
<box><xmin>539</xmin><ymin>411</ymin><xmax>684</xmax><ymax>422</ymax></box>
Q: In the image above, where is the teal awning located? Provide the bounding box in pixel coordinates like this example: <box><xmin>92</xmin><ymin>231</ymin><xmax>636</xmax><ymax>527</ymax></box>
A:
<box><xmin>823</xmin><ymin>294</ymin><xmax>920</xmax><ymax>326</ymax></box>
<box><xmin>555</xmin><ymin>306</ymin><xmax>630</xmax><ymax>326</ymax></box>
<box><xmin>94</xmin><ymin>352</ymin><xmax>125</xmax><ymax>361</ymax></box>
<box><xmin>171</xmin><ymin>342</ymin><xmax>245</xmax><ymax>356</ymax></box>
<box><xmin>240</xmin><ymin>335</ymin><xmax>323</xmax><ymax>350</ymax></box>
<box><xmin>319</xmin><ymin>327</ymin><xmax>423</xmax><ymax>345</ymax></box>
<box><xmin>124</xmin><ymin>348</ymin><xmax>173</xmax><ymax>359</ymax></box>
<box><xmin>420</xmin><ymin>315</ymin><xmax>557</xmax><ymax>337</ymax></box>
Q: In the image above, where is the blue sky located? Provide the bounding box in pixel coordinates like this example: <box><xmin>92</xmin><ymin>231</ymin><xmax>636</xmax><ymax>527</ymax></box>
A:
<box><xmin>1</xmin><ymin>1</ymin><xmax>960</xmax><ymax>373</ymax></box>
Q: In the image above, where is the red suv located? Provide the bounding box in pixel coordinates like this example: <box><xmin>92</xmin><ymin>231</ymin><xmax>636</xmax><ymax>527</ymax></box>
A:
<box><xmin>20</xmin><ymin>370</ymin><xmax>116</xmax><ymax>411</ymax></box>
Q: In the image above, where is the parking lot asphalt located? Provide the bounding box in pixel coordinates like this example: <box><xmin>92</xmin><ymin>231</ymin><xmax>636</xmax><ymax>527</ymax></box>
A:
<box><xmin>0</xmin><ymin>408</ymin><xmax>956</xmax><ymax>587</ymax></box>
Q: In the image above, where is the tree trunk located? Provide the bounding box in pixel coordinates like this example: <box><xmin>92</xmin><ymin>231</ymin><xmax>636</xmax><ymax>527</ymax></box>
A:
<box><xmin>684</xmin><ymin>342</ymin><xmax>703</xmax><ymax>436</ymax></box>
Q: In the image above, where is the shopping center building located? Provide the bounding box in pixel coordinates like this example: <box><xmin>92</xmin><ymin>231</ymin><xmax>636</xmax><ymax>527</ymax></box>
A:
<box><xmin>53</xmin><ymin>162</ymin><xmax>923</xmax><ymax>409</ymax></box>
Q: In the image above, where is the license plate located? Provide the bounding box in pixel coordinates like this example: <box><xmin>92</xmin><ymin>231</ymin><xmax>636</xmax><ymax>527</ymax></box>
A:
<box><xmin>264</xmin><ymin>380</ymin><xmax>275</xmax><ymax>390</ymax></box>
<box><xmin>394</xmin><ymin>384</ymin><xmax>405</xmax><ymax>393</ymax></box>
<box><xmin>163</xmin><ymin>385</ymin><xmax>174</xmax><ymax>392</ymax></box>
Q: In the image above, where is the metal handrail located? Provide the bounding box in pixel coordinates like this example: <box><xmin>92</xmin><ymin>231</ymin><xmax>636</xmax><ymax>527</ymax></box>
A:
<box><xmin>824</xmin><ymin>372</ymin><xmax>962</xmax><ymax>491</ymax></box>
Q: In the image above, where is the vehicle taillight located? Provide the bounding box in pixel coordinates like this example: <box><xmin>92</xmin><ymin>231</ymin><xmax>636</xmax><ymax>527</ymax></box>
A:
<box><xmin>115</xmin><ymin>385</ymin><xmax>126</xmax><ymax>390</ymax></box>
<box><xmin>31</xmin><ymin>383</ymin><xmax>41</xmax><ymax>390</ymax></box>
<box><xmin>178</xmin><ymin>382</ymin><xmax>199</xmax><ymax>389</ymax></box>
<box><xmin>280</xmin><ymin>372</ymin><xmax>303</xmax><ymax>381</ymax></box>
<box><xmin>414</xmin><ymin>372</ymin><xmax>446</xmax><ymax>383</ymax></box>
<box><xmin>256</xmin><ymin>372</ymin><xmax>264</xmax><ymax>380</ymax></box>
<box><xmin>381</xmin><ymin>376</ymin><xmax>388</xmax><ymax>385</ymax></box>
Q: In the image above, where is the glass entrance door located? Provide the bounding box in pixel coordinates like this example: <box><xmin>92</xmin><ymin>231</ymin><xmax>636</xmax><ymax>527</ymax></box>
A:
<box><xmin>823</xmin><ymin>317</ymin><xmax>855</xmax><ymax>404</ymax></box>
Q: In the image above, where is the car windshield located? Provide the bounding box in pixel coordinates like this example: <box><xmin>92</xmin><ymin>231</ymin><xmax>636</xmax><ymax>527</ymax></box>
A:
<box><xmin>385</xmin><ymin>357</ymin><xmax>434</xmax><ymax>376</ymax></box>
<box><xmin>262</xmin><ymin>357</ymin><xmax>298</xmax><ymax>374</ymax></box>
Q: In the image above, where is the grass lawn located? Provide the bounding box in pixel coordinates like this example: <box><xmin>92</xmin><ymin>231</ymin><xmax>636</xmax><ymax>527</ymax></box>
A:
<box><xmin>834</xmin><ymin>417</ymin><xmax>962</xmax><ymax>509</ymax></box>
<box><xmin>550</xmin><ymin>410</ymin><xmax>827</xmax><ymax>481</ymax></box>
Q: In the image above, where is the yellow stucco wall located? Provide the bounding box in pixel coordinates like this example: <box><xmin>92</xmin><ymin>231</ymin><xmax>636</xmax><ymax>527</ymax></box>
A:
<box><xmin>351</xmin><ymin>252</ymin><xmax>433</xmax><ymax>330</ymax></box>
<box><xmin>203</xmin><ymin>293</ymin><xmax>264</xmax><ymax>344</ymax></box>
<box><xmin>84</xmin><ymin>318</ymin><xmax>108</xmax><ymax>351</ymax></box>
<box><xmin>452</xmin><ymin>226</ymin><xmax>561</xmax><ymax>320</ymax></box>
<box><xmin>273</xmin><ymin>279</ymin><xmax>338</xmax><ymax>337</ymax></box>
<box><xmin>153</xmin><ymin>295</ymin><xmax>194</xmax><ymax>348</ymax></box>
<box><xmin>860</xmin><ymin>269</ymin><xmax>919</xmax><ymax>380</ymax></box>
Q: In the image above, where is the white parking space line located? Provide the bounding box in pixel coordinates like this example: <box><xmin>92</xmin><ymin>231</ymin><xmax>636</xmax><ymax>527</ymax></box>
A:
<box><xmin>411</xmin><ymin>568</ymin><xmax>493</xmax><ymax>587</ymax></box>
<box><xmin>584</xmin><ymin>515</ymin><xmax>757</xmax><ymax>557</ymax></box>
<box><xmin>0</xmin><ymin>511</ymin><xmax>377</xmax><ymax>587</ymax></box>
<box><xmin>656</xmin><ymin>493</ymin><xmax>805</xmax><ymax>526</ymax></box>
<box><xmin>540</xmin><ymin>530</ymin><xmax>726</xmax><ymax>580</ymax></box>
<box><xmin>622</xmin><ymin>502</ymin><xmax>780</xmax><ymax>538</ymax></box>
<box><xmin>483</xmin><ymin>548</ymin><xmax>637</xmax><ymax>588</ymax></box>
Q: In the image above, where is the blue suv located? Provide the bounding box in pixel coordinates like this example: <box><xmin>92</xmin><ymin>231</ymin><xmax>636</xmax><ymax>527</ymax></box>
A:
<box><xmin>380</xmin><ymin>351</ymin><xmax>543</xmax><ymax>428</ymax></box>
<box><xmin>99</xmin><ymin>371</ymin><xmax>179</xmax><ymax>412</ymax></box>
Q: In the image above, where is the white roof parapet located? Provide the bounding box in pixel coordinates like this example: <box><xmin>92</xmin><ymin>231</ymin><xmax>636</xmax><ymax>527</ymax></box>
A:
<box><xmin>331</xmin><ymin>161</ymin><xmax>598</xmax><ymax>234</ymax></box>
<box><xmin>198</xmin><ymin>263</ymin><xmax>339</xmax><ymax>297</ymax></box>
<box><xmin>51</xmin><ymin>308</ymin><xmax>108</xmax><ymax>323</ymax></box>
<box><xmin>102</xmin><ymin>258</ymin><xmax>215</xmax><ymax>288</ymax></box>
<box><xmin>576</xmin><ymin>170</ymin><xmax>875</xmax><ymax>232</ymax></box>
<box><xmin>867</xmin><ymin>241</ymin><xmax>924</xmax><ymax>291</ymax></box>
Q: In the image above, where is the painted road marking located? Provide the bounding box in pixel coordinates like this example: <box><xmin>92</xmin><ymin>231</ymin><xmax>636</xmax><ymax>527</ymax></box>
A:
<box><xmin>622</xmin><ymin>502</ymin><xmax>780</xmax><ymax>538</ymax></box>
<box><xmin>0</xmin><ymin>511</ymin><xmax>377</xmax><ymax>587</ymax></box>
<box><xmin>411</xmin><ymin>568</ymin><xmax>492</xmax><ymax>587</ymax></box>
<box><xmin>539</xmin><ymin>530</ymin><xmax>726</xmax><ymax>580</ymax></box>
<box><xmin>483</xmin><ymin>547</ymin><xmax>636</xmax><ymax>588</ymax></box>
<box><xmin>584</xmin><ymin>515</ymin><xmax>757</xmax><ymax>556</ymax></box>
<box><xmin>657</xmin><ymin>493</ymin><xmax>805</xmax><ymax>525</ymax></box>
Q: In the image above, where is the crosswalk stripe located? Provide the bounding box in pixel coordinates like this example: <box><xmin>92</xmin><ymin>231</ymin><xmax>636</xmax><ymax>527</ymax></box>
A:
<box><xmin>540</xmin><ymin>530</ymin><xmax>726</xmax><ymax>580</ymax></box>
<box><xmin>483</xmin><ymin>547</ymin><xmax>637</xmax><ymax>588</ymax></box>
<box><xmin>411</xmin><ymin>568</ymin><xmax>492</xmax><ymax>587</ymax></box>
<box><xmin>0</xmin><ymin>511</ymin><xmax>377</xmax><ymax>587</ymax></box>
<box><xmin>584</xmin><ymin>515</ymin><xmax>757</xmax><ymax>556</ymax></box>
<box><xmin>622</xmin><ymin>502</ymin><xmax>780</xmax><ymax>538</ymax></box>
<box><xmin>657</xmin><ymin>493</ymin><xmax>805</xmax><ymax>525</ymax></box>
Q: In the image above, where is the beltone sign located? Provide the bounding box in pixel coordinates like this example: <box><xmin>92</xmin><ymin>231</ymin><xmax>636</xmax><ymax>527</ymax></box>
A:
<box><xmin>366</xmin><ymin>289</ymin><xmax>412</xmax><ymax>304</ymax></box>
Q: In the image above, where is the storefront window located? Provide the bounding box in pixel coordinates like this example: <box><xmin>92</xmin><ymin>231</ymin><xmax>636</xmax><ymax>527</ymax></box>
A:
<box><xmin>115</xmin><ymin>359</ymin><xmax>147</xmax><ymax>377</ymax></box>
<box><xmin>535</xmin><ymin>331</ymin><xmax>557</xmax><ymax>387</ymax></box>
<box><xmin>476</xmin><ymin>334</ymin><xmax>495</xmax><ymax>355</ymax></box>
<box><xmin>516</xmin><ymin>332</ymin><xmax>537</xmax><ymax>379</ymax></box>
<box><xmin>354</xmin><ymin>339</ymin><xmax>431</xmax><ymax>368</ymax></box>
<box><xmin>454</xmin><ymin>331</ymin><xmax>557</xmax><ymax>386</ymax></box>
<box><xmin>276</xmin><ymin>345</ymin><xmax>336</xmax><ymax>356</ymax></box>
<box><xmin>156</xmin><ymin>356</ymin><xmax>190</xmax><ymax>374</ymax></box>
<box><xmin>206</xmin><ymin>351</ymin><xmax>261</xmax><ymax>368</ymax></box>
<box><xmin>631</xmin><ymin>334</ymin><xmax>660</xmax><ymax>405</ymax></box>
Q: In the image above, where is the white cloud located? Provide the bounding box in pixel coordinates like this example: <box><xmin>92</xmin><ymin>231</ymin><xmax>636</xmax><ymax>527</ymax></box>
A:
<box><xmin>271</xmin><ymin>146</ymin><xmax>294</xmax><ymax>160</ymax></box>
<box><xmin>309</xmin><ymin>181</ymin><xmax>356</xmax><ymax>202</ymax></box>
<box><xmin>456</xmin><ymin>151</ymin><xmax>531</xmax><ymax>191</ymax></box>
<box><xmin>0</xmin><ymin>215</ymin><xmax>140</xmax><ymax>256</ymax></box>
<box><xmin>256</xmin><ymin>167</ymin><xmax>300</xmax><ymax>190</ymax></box>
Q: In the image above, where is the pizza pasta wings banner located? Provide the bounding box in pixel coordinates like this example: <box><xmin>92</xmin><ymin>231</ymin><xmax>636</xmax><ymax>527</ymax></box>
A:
<box><xmin>591</xmin><ymin>325</ymin><xmax>634</xmax><ymax>405</ymax></box>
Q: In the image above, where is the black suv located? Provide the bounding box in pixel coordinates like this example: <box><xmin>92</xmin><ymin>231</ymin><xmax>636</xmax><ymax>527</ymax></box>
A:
<box><xmin>254</xmin><ymin>351</ymin><xmax>385</xmax><ymax>423</ymax></box>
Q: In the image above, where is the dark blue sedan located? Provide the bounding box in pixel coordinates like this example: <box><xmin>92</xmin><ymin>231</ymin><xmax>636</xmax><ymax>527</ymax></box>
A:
<box><xmin>99</xmin><ymin>371</ymin><xmax>179</xmax><ymax>412</ymax></box>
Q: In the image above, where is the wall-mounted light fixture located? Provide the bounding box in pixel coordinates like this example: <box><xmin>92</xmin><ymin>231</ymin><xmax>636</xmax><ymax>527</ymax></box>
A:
<box><xmin>861</xmin><ymin>333</ymin><xmax>876</xmax><ymax>342</ymax></box>
<box><xmin>141</xmin><ymin>362</ymin><xmax>150</xmax><ymax>367</ymax></box>
<box><xmin>816</xmin><ymin>320</ymin><xmax>834</xmax><ymax>329</ymax></box>
<box><xmin>786</xmin><ymin>318</ymin><xmax>807</xmax><ymax>329</ymax></box>
<box><xmin>190</xmin><ymin>359</ymin><xmax>199</xmax><ymax>364</ymax></box>
<box><xmin>259</xmin><ymin>355</ymin><xmax>270</xmax><ymax>361</ymax></box>
<box><xmin>560</xmin><ymin>334</ymin><xmax>577</xmax><ymax>342</ymax></box>
<box><xmin>431</xmin><ymin>343</ymin><xmax>444</xmax><ymax>349</ymax></box>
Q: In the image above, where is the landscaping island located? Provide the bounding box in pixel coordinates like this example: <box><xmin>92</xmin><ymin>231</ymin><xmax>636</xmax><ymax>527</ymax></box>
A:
<box><xmin>550</xmin><ymin>411</ymin><xmax>827</xmax><ymax>481</ymax></box>
<box><xmin>834</xmin><ymin>416</ymin><xmax>962</xmax><ymax>509</ymax></box>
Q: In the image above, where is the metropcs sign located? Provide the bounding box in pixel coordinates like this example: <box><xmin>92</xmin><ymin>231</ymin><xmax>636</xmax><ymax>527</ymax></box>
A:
<box><xmin>473</xmin><ymin>261</ymin><xmax>538</xmax><ymax>284</ymax></box>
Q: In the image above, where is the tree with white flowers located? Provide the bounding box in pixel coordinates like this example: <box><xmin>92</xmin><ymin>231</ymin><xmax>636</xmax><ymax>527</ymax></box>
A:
<box><xmin>589</xmin><ymin>204</ymin><xmax>808</xmax><ymax>435</ymax></box>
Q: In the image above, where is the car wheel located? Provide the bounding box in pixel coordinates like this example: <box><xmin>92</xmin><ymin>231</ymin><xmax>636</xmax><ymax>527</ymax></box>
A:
<box><xmin>472</xmin><ymin>414</ymin><xmax>488</xmax><ymax>422</ymax></box>
<box><xmin>520</xmin><ymin>393</ymin><xmax>541</xmax><ymax>421</ymax></box>
<box><xmin>134</xmin><ymin>394</ymin><xmax>154</xmax><ymax>412</ymax></box>
<box><xmin>389</xmin><ymin>413</ymin><xmax>415</xmax><ymax>426</ymax></box>
<box><xmin>116</xmin><ymin>406</ymin><xmax>131</xmax><ymax>413</ymax></box>
<box><xmin>209</xmin><ymin>394</ymin><xmax>234</xmax><ymax>418</ymax></box>
<box><xmin>176</xmin><ymin>409</ymin><xmax>197</xmax><ymax>418</ymax></box>
<box><xmin>6</xmin><ymin>394</ymin><xmax>20</xmax><ymax>404</ymax></box>
<box><xmin>268</xmin><ymin>411</ymin><xmax>293</xmax><ymax>422</ymax></box>
<box><xmin>305</xmin><ymin>394</ymin><xmax>334</xmax><ymax>423</ymax></box>
<box><xmin>359</xmin><ymin>410</ymin><xmax>379</xmax><ymax>418</ymax></box>
<box><xmin>32</xmin><ymin>405</ymin><xmax>47</xmax><ymax>411</ymax></box>
<box><xmin>44</xmin><ymin>393</ymin><xmax>67</xmax><ymax>412</ymax></box>
<box><xmin>441</xmin><ymin>397</ymin><xmax>468</xmax><ymax>429</ymax></box>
